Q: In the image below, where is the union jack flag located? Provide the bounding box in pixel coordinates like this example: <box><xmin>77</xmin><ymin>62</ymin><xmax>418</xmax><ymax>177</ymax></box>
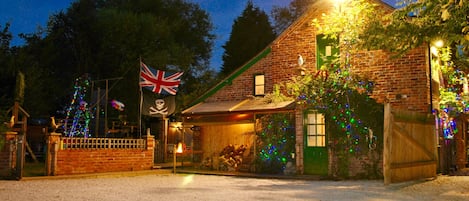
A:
<box><xmin>140</xmin><ymin>62</ymin><xmax>183</xmax><ymax>95</ymax></box>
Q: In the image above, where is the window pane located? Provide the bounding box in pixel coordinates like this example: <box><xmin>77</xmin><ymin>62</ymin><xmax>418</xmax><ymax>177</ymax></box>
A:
<box><xmin>255</xmin><ymin>75</ymin><xmax>264</xmax><ymax>85</ymax></box>
<box><xmin>317</xmin><ymin>114</ymin><xmax>325</xmax><ymax>124</ymax></box>
<box><xmin>255</xmin><ymin>86</ymin><xmax>264</xmax><ymax>95</ymax></box>
<box><xmin>307</xmin><ymin>136</ymin><xmax>317</xmax><ymax>147</ymax></box>
<box><xmin>318</xmin><ymin>135</ymin><xmax>325</xmax><ymax>146</ymax></box>
<box><xmin>308</xmin><ymin>125</ymin><xmax>317</xmax><ymax>135</ymax></box>
<box><xmin>307</xmin><ymin>113</ymin><xmax>316</xmax><ymax>124</ymax></box>
<box><xmin>317</xmin><ymin>125</ymin><xmax>325</xmax><ymax>135</ymax></box>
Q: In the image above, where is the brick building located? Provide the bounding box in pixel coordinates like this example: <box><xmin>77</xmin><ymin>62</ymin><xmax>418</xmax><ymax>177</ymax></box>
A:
<box><xmin>181</xmin><ymin>0</ymin><xmax>457</xmax><ymax>178</ymax></box>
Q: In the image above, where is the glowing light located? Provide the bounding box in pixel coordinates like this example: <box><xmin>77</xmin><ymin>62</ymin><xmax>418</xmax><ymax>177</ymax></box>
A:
<box><xmin>176</xmin><ymin>142</ymin><xmax>184</xmax><ymax>153</ymax></box>
<box><xmin>434</xmin><ymin>40</ymin><xmax>444</xmax><ymax>48</ymax></box>
<box><xmin>180</xmin><ymin>175</ymin><xmax>194</xmax><ymax>186</ymax></box>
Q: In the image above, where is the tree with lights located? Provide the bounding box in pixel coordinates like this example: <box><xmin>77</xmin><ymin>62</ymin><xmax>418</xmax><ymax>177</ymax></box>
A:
<box><xmin>63</xmin><ymin>74</ymin><xmax>93</xmax><ymax>137</ymax></box>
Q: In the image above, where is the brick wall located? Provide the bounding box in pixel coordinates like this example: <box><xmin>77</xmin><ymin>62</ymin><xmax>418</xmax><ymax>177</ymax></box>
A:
<box><xmin>55</xmin><ymin>149</ymin><xmax>153</xmax><ymax>175</ymax></box>
<box><xmin>47</xmin><ymin>134</ymin><xmax>155</xmax><ymax>176</ymax></box>
<box><xmin>206</xmin><ymin>10</ymin><xmax>430</xmax><ymax>114</ymax></box>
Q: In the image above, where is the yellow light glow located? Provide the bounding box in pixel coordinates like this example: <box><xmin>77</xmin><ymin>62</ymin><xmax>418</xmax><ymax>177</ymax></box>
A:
<box><xmin>430</xmin><ymin>46</ymin><xmax>439</xmax><ymax>56</ymax></box>
<box><xmin>181</xmin><ymin>175</ymin><xmax>194</xmax><ymax>186</ymax></box>
<box><xmin>176</xmin><ymin>142</ymin><xmax>183</xmax><ymax>153</ymax></box>
<box><xmin>434</xmin><ymin>40</ymin><xmax>444</xmax><ymax>48</ymax></box>
<box><xmin>334</xmin><ymin>0</ymin><xmax>347</xmax><ymax>4</ymax></box>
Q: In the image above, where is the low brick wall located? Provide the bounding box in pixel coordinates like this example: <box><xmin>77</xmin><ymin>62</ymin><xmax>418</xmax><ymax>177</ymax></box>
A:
<box><xmin>47</xmin><ymin>133</ymin><xmax>155</xmax><ymax>176</ymax></box>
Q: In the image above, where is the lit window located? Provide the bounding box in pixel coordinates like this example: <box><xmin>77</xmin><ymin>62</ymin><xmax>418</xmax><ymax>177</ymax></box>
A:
<box><xmin>305</xmin><ymin>111</ymin><xmax>326</xmax><ymax>147</ymax></box>
<box><xmin>254</xmin><ymin>74</ymin><xmax>265</xmax><ymax>96</ymax></box>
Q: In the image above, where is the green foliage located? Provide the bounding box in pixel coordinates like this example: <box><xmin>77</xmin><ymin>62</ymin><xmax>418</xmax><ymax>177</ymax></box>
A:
<box><xmin>255</xmin><ymin>113</ymin><xmax>296</xmax><ymax>174</ymax></box>
<box><xmin>263</xmin><ymin>85</ymin><xmax>294</xmax><ymax>104</ymax></box>
<box><xmin>221</xmin><ymin>1</ymin><xmax>276</xmax><ymax>76</ymax></box>
<box><xmin>271</xmin><ymin>0</ymin><xmax>317</xmax><ymax>34</ymax></box>
<box><xmin>362</xmin><ymin>0</ymin><xmax>469</xmax><ymax>71</ymax></box>
<box><xmin>432</xmin><ymin>44</ymin><xmax>469</xmax><ymax>116</ymax></box>
<box><xmin>0</xmin><ymin>23</ymin><xmax>15</xmax><ymax>111</ymax></box>
<box><xmin>313</xmin><ymin>0</ymin><xmax>379</xmax><ymax>53</ymax></box>
<box><xmin>1</xmin><ymin>0</ymin><xmax>217</xmax><ymax>121</ymax></box>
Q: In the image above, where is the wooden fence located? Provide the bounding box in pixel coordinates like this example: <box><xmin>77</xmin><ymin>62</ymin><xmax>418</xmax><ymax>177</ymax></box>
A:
<box><xmin>383</xmin><ymin>103</ymin><xmax>437</xmax><ymax>184</ymax></box>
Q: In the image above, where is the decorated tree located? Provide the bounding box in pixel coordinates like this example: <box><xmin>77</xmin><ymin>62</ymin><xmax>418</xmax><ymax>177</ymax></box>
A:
<box><xmin>63</xmin><ymin>74</ymin><xmax>93</xmax><ymax>137</ymax></box>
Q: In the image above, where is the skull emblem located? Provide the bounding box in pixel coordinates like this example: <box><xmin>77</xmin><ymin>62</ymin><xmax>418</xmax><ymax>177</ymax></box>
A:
<box><xmin>155</xmin><ymin>99</ymin><xmax>165</xmax><ymax>110</ymax></box>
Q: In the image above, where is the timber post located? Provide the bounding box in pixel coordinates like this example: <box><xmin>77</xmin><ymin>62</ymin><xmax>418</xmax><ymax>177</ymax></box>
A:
<box><xmin>383</xmin><ymin>103</ymin><xmax>392</xmax><ymax>185</ymax></box>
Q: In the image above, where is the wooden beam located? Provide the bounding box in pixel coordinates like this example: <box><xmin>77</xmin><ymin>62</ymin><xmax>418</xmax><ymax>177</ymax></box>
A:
<box><xmin>383</xmin><ymin>103</ymin><xmax>392</xmax><ymax>185</ymax></box>
<box><xmin>391</xmin><ymin>160</ymin><xmax>436</xmax><ymax>169</ymax></box>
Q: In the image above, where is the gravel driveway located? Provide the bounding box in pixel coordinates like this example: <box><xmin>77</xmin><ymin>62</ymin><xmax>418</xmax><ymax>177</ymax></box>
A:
<box><xmin>1</xmin><ymin>173</ymin><xmax>468</xmax><ymax>201</ymax></box>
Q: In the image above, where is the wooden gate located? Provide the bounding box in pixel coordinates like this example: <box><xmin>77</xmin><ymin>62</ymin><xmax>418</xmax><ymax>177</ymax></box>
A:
<box><xmin>383</xmin><ymin>103</ymin><xmax>437</xmax><ymax>184</ymax></box>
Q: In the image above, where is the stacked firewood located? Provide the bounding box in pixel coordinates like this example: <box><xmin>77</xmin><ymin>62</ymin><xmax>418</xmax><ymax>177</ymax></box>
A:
<box><xmin>218</xmin><ymin>144</ymin><xmax>246</xmax><ymax>171</ymax></box>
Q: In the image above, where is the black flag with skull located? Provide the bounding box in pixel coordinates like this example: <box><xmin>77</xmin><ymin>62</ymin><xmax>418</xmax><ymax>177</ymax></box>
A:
<box><xmin>141</xmin><ymin>90</ymin><xmax>176</xmax><ymax>117</ymax></box>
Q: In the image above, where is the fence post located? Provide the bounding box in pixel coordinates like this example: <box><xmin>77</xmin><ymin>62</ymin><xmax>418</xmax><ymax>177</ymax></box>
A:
<box><xmin>383</xmin><ymin>103</ymin><xmax>392</xmax><ymax>185</ymax></box>
<box><xmin>46</xmin><ymin>132</ymin><xmax>61</xmax><ymax>176</ymax></box>
<box><xmin>14</xmin><ymin>133</ymin><xmax>25</xmax><ymax>180</ymax></box>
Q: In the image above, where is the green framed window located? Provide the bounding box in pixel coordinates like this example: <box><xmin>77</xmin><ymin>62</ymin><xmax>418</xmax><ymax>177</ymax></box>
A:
<box><xmin>305</xmin><ymin>111</ymin><xmax>326</xmax><ymax>147</ymax></box>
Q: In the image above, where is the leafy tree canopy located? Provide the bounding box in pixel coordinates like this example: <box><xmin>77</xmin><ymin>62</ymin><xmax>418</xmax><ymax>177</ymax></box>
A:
<box><xmin>220</xmin><ymin>0</ymin><xmax>275</xmax><ymax>76</ymax></box>
<box><xmin>271</xmin><ymin>0</ymin><xmax>317</xmax><ymax>34</ymax></box>
<box><xmin>0</xmin><ymin>0</ymin><xmax>216</xmax><ymax>121</ymax></box>
<box><xmin>362</xmin><ymin>0</ymin><xmax>469</xmax><ymax>71</ymax></box>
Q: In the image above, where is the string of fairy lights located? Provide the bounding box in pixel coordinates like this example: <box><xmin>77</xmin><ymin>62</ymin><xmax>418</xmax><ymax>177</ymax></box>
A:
<box><xmin>432</xmin><ymin>46</ymin><xmax>469</xmax><ymax>140</ymax></box>
<box><xmin>63</xmin><ymin>74</ymin><xmax>93</xmax><ymax>137</ymax></box>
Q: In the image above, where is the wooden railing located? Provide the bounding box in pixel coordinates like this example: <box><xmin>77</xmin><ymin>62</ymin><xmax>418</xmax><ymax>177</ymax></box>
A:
<box><xmin>61</xmin><ymin>137</ymin><xmax>146</xmax><ymax>149</ymax></box>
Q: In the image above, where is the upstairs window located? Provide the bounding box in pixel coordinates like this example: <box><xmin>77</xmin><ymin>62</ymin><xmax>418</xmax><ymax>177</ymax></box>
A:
<box><xmin>254</xmin><ymin>74</ymin><xmax>265</xmax><ymax>96</ymax></box>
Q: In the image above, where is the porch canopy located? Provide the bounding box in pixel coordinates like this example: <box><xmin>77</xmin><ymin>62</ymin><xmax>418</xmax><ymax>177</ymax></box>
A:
<box><xmin>182</xmin><ymin>98</ymin><xmax>295</xmax><ymax>115</ymax></box>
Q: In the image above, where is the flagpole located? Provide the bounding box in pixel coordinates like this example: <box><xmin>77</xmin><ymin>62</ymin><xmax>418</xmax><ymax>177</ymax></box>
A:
<box><xmin>139</xmin><ymin>57</ymin><xmax>143</xmax><ymax>138</ymax></box>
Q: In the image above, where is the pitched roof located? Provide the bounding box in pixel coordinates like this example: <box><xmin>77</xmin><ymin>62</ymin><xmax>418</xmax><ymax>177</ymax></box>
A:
<box><xmin>186</xmin><ymin>0</ymin><xmax>394</xmax><ymax>109</ymax></box>
<box><xmin>182</xmin><ymin>98</ymin><xmax>295</xmax><ymax>115</ymax></box>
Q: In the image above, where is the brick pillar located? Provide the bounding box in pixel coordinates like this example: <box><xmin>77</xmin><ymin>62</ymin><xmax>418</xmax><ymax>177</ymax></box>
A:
<box><xmin>295</xmin><ymin>109</ymin><xmax>304</xmax><ymax>174</ymax></box>
<box><xmin>146</xmin><ymin>134</ymin><xmax>155</xmax><ymax>164</ymax></box>
<box><xmin>0</xmin><ymin>131</ymin><xmax>18</xmax><ymax>178</ymax></box>
<box><xmin>46</xmin><ymin>132</ymin><xmax>61</xmax><ymax>176</ymax></box>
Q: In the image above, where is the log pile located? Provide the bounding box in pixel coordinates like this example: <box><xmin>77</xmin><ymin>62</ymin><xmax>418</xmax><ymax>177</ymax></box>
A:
<box><xmin>218</xmin><ymin>144</ymin><xmax>246</xmax><ymax>171</ymax></box>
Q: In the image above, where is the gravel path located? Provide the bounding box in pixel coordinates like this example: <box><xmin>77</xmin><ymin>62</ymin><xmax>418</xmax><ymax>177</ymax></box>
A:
<box><xmin>1</xmin><ymin>174</ymin><xmax>468</xmax><ymax>201</ymax></box>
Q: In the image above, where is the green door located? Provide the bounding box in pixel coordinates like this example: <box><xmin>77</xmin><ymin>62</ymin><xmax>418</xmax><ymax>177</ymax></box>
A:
<box><xmin>303</xmin><ymin>111</ymin><xmax>328</xmax><ymax>175</ymax></box>
<box><xmin>316</xmin><ymin>34</ymin><xmax>339</xmax><ymax>70</ymax></box>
